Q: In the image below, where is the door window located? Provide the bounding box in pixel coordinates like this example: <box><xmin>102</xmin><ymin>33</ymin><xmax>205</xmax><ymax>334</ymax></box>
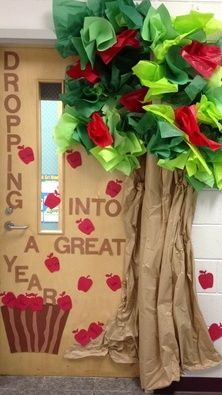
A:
<box><xmin>39</xmin><ymin>82</ymin><xmax>63</xmax><ymax>232</ymax></box>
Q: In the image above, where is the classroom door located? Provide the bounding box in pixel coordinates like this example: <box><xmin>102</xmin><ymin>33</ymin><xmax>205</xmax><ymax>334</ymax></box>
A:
<box><xmin>0</xmin><ymin>47</ymin><xmax>137</xmax><ymax>377</ymax></box>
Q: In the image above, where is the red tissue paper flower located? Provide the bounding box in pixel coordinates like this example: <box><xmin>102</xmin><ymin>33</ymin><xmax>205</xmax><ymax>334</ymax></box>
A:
<box><xmin>66</xmin><ymin>61</ymin><xmax>100</xmax><ymax>84</ymax></box>
<box><xmin>181</xmin><ymin>41</ymin><xmax>222</xmax><ymax>79</ymax></box>
<box><xmin>98</xmin><ymin>29</ymin><xmax>140</xmax><ymax>64</ymax></box>
<box><xmin>175</xmin><ymin>105</ymin><xmax>222</xmax><ymax>150</ymax></box>
<box><xmin>119</xmin><ymin>87</ymin><xmax>148</xmax><ymax>112</ymax></box>
<box><xmin>87</xmin><ymin>112</ymin><xmax>113</xmax><ymax>147</ymax></box>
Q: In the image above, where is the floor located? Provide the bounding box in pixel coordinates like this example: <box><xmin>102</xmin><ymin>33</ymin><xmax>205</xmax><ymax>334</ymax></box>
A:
<box><xmin>0</xmin><ymin>377</ymin><xmax>220</xmax><ymax>395</ymax></box>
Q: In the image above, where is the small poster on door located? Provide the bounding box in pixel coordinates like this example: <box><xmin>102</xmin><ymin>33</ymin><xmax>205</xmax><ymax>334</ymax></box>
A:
<box><xmin>41</xmin><ymin>175</ymin><xmax>59</xmax><ymax>223</ymax></box>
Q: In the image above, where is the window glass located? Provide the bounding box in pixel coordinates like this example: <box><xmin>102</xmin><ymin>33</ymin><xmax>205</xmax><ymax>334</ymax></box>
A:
<box><xmin>39</xmin><ymin>82</ymin><xmax>63</xmax><ymax>232</ymax></box>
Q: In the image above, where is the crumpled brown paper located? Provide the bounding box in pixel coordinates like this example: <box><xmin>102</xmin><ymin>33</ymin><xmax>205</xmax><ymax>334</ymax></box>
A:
<box><xmin>139</xmin><ymin>155</ymin><xmax>222</xmax><ymax>390</ymax></box>
<box><xmin>65</xmin><ymin>155</ymin><xmax>222</xmax><ymax>391</ymax></box>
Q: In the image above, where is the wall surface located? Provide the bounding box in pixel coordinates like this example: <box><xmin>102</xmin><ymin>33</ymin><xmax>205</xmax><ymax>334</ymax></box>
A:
<box><xmin>0</xmin><ymin>0</ymin><xmax>54</xmax><ymax>44</ymax></box>
<box><xmin>1</xmin><ymin>0</ymin><xmax>222</xmax><ymax>379</ymax></box>
<box><xmin>0</xmin><ymin>0</ymin><xmax>222</xmax><ymax>43</ymax></box>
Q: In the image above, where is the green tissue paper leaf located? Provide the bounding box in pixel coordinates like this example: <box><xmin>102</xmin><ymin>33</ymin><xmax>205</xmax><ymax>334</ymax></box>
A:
<box><xmin>90</xmin><ymin>129</ymin><xmax>145</xmax><ymax>175</ymax></box>
<box><xmin>153</xmin><ymin>34</ymin><xmax>190</xmax><ymax>62</ymax></box>
<box><xmin>205</xmin><ymin>149</ymin><xmax>222</xmax><ymax>189</ymax></box>
<box><xmin>164</xmin><ymin>46</ymin><xmax>191</xmax><ymax>85</ymax></box>
<box><xmin>158</xmin><ymin>151</ymin><xmax>190</xmax><ymax>170</ymax></box>
<box><xmin>143</xmin><ymin>104</ymin><xmax>175</xmax><ymax>124</ymax></box>
<box><xmin>184</xmin><ymin>75</ymin><xmax>207</xmax><ymax>101</ymax></box>
<box><xmin>105</xmin><ymin>2</ymin><xmax>126</xmax><ymax>31</ymax></box>
<box><xmin>136</xmin><ymin>0</ymin><xmax>151</xmax><ymax>17</ymax></box>
<box><xmin>173</xmin><ymin>11</ymin><xmax>213</xmax><ymax>34</ymax></box>
<box><xmin>132</xmin><ymin>61</ymin><xmax>178</xmax><ymax>98</ymax></box>
<box><xmin>83</xmin><ymin>17</ymin><xmax>116</xmax><ymax>51</ymax></box>
<box><xmin>141</xmin><ymin>4</ymin><xmax>177</xmax><ymax>44</ymax></box>
<box><xmin>186</xmin><ymin>176</ymin><xmax>208</xmax><ymax>191</ymax></box>
<box><xmin>54</xmin><ymin>110</ymin><xmax>79</xmax><ymax>152</ymax></box>
<box><xmin>71</xmin><ymin>37</ymin><xmax>89</xmax><ymax>68</ymax></box>
<box><xmin>118</xmin><ymin>0</ymin><xmax>144</xmax><ymax>29</ymax></box>
<box><xmin>196</xmin><ymin>95</ymin><xmax>222</xmax><ymax>131</ymax></box>
<box><xmin>158</xmin><ymin>121</ymin><xmax>184</xmax><ymax>138</ymax></box>
<box><xmin>208</xmin><ymin>67</ymin><xmax>222</xmax><ymax>89</ymax></box>
<box><xmin>206</xmin><ymin>87</ymin><xmax>222</xmax><ymax>112</ymax></box>
<box><xmin>76</xmin><ymin>123</ymin><xmax>95</xmax><ymax>151</ymax></box>
<box><xmin>53</xmin><ymin>0</ymin><xmax>89</xmax><ymax>57</ymax></box>
<box><xmin>81</xmin><ymin>16</ymin><xmax>116</xmax><ymax>65</ymax></box>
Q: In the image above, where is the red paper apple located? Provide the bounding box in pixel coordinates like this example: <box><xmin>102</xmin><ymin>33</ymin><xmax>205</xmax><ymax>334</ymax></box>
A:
<box><xmin>1</xmin><ymin>291</ymin><xmax>16</xmax><ymax>308</ymax></box>
<box><xmin>76</xmin><ymin>218</ymin><xmax>95</xmax><ymax>235</ymax></box>
<box><xmin>106</xmin><ymin>273</ymin><xmax>122</xmax><ymax>291</ymax></box>
<box><xmin>15</xmin><ymin>294</ymin><xmax>30</xmax><ymax>310</ymax></box>
<box><xmin>57</xmin><ymin>291</ymin><xmax>72</xmax><ymax>311</ymax></box>
<box><xmin>208</xmin><ymin>323</ymin><xmax>222</xmax><ymax>341</ymax></box>
<box><xmin>105</xmin><ymin>179</ymin><xmax>123</xmax><ymax>198</ymax></box>
<box><xmin>44</xmin><ymin>253</ymin><xmax>60</xmax><ymax>273</ymax></box>
<box><xmin>198</xmin><ymin>270</ymin><xmax>214</xmax><ymax>289</ymax></box>
<box><xmin>88</xmin><ymin>322</ymin><xmax>104</xmax><ymax>339</ymax></box>
<box><xmin>72</xmin><ymin>329</ymin><xmax>91</xmax><ymax>346</ymax></box>
<box><xmin>44</xmin><ymin>190</ymin><xmax>61</xmax><ymax>209</ymax></box>
<box><xmin>17</xmin><ymin>145</ymin><xmax>34</xmax><ymax>164</ymax></box>
<box><xmin>27</xmin><ymin>294</ymin><xmax>44</xmax><ymax>312</ymax></box>
<box><xmin>66</xmin><ymin>150</ymin><xmax>82</xmax><ymax>169</ymax></box>
<box><xmin>77</xmin><ymin>275</ymin><xmax>93</xmax><ymax>293</ymax></box>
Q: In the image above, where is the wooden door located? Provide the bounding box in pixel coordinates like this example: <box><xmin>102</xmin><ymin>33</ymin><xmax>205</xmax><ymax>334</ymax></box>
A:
<box><xmin>0</xmin><ymin>47</ymin><xmax>138</xmax><ymax>377</ymax></box>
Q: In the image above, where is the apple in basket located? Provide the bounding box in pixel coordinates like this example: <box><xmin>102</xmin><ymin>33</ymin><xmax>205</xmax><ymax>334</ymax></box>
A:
<box><xmin>26</xmin><ymin>293</ymin><xmax>44</xmax><ymax>311</ymax></box>
<box><xmin>57</xmin><ymin>292</ymin><xmax>72</xmax><ymax>311</ymax></box>
<box><xmin>15</xmin><ymin>294</ymin><xmax>30</xmax><ymax>310</ymax></box>
<box><xmin>1</xmin><ymin>291</ymin><xmax>17</xmax><ymax>308</ymax></box>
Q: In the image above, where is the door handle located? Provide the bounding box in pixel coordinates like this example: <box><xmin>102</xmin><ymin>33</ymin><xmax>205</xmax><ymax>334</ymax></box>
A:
<box><xmin>4</xmin><ymin>221</ymin><xmax>29</xmax><ymax>231</ymax></box>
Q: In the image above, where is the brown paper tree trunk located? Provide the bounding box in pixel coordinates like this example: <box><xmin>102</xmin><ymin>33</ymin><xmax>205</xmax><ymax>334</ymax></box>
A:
<box><xmin>65</xmin><ymin>155</ymin><xmax>221</xmax><ymax>391</ymax></box>
<box><xmin>139</xmin><ymin>155</ymin><xmax>221</xmax><ymax>390</ymax></box>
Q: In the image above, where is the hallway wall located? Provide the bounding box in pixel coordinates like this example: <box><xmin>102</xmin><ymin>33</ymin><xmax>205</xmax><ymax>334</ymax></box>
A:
<box><xmin>1</xmin><ymin>0</ymin><xmax>222</xmax><ymax>379</ymax></box>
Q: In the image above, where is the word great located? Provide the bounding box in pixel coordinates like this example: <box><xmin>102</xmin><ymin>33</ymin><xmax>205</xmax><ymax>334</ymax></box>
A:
<box><xmin>54</xmin><ymin>237</ymin><xmax>125</xmax><ymax>255</ymax></box>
